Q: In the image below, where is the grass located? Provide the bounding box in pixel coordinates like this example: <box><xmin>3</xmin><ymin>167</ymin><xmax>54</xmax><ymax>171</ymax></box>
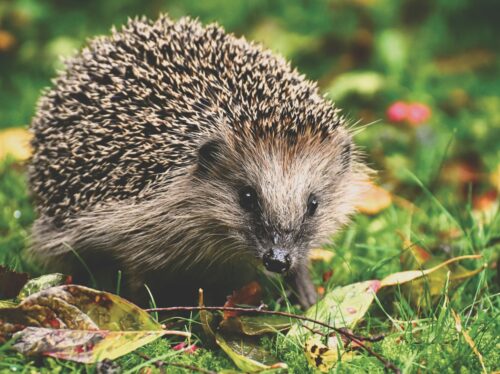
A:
<box><xmin>0</xmin><ymin>153</ymin><xmax>498</xmax><ymax>373</ymax></box>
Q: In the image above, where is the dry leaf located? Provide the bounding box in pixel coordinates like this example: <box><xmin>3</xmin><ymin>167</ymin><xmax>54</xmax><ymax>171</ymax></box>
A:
<box><xmin>304</xmin><ymin>334</ymin><xmax>355</xmax><ymax>372</ymax></box>
<box><xmin>0</xmin><ymin>128</ymin><xmax>32</xmax><ymax>161</ymax></box>
<box><xmin>356</xmin><ymin>182</ymin><xmax>392</xmax><ymax>215</ymax></box>
<box><xmin>0</xmin><ymin>30</ymin><xmax>15</xmax><ymax>51</ymax></box>
<box><xmin>224</xmin><ymin>282</ymin><xmax>262</xmax><ymax>319</ymax></box>
<box><xmin>473</xmin><ymin>190</ymin><xmax>498</xmax><ymax>212</ymax></box>
<box><xmin>309</xmin><ymin>248</ymin><xmax>335</xmax><ymax>262</ymax></box>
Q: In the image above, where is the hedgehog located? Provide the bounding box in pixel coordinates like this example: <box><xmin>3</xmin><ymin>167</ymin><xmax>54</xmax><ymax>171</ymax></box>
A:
<box><xmin>28</xmin><ymin>15</ymin><xmax>367</xmax><ymax>308</ymax></box>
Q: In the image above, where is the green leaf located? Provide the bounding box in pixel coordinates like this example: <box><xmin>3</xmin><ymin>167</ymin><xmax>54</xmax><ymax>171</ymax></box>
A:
<box><xmin>215</xmin><ymin>333</ymin><xmax>287</xmax><ymax>372</ymax></box>
<box><xmin>220</xmin><ymin>315</ymin><xmax>292</xmax><ymax>336</ymax></box>
<box><xmin>17</xmin><ymin>273</ymin><xmax>70</xmax><ymax>301</ymax></box>
<box><xmin>326</xmin><ymin>71</ymin><xmax>385</xmax><ymax>100</ymax></box>
<box><xmin>288</xmin><ymin>280</ymin><xmax>381</xmax><ymax>338</ymax></box>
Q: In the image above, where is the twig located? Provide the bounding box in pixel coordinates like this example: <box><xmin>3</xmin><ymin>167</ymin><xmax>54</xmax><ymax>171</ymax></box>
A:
<box><xmin>136</xmin><ymin>352</ymin><xmax>216</xmax><ymax>374</ymax></box>
<box><xmin>147</xmin><ymin>305</ymin><xmax>399</xmax><ymax>373</ymax></box>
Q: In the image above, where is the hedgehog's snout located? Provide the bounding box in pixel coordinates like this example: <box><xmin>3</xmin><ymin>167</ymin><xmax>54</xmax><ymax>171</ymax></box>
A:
<box><xmin>263</xmin><ymin>248</ymin><xmax>291</xmax><ymax>273</ymax></box>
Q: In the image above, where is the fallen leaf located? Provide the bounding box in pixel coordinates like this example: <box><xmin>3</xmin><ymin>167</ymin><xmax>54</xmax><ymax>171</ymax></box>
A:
<box><xmin>356</xmin><ymin>182</ymin><xmax>392</xmax><ymax>215</ymax></box>
<box><xmin>0</xmin><ymin>30</ymin><xmax>15</xmax><ymax>51</ymax></box>
<box><xmin>288</xmin><ymin>280</ymin><xmax>381</xmax><ymax>337</ymax></box>
<box><xmin>215</xmin><ymin>333</ymin><xmax>286</xmax><ymax>372</ymax></box>
<box><xmin>220</xmin><ymin>315</ymin><xmax>291</xmax><ymax>336</ymax></box>
<box><xmin>473</xmin><ymin>190</ymin><xmax>498</xmax><ymax>212</ymax></box>
<box><xmin>17</xmin><ymin>273</ymin><xmax>71</xmax><ymax>301</ymax></box>
<box><xmin>224</xmin><ymin>282</ymin><xmax>262</xmax><ymax>319</ymax></box>
<box><xmin>288</xmin><ymin>254</ymin><xmax>483</xmax><ymax>339</ymax></box>
<box><xmin>309</xmin><ymin>248</ymin><xmax>335</xmax><ymax>262</ymax></box>
<box><xmin>0</xmin><ymin>128</ymin><xmax>32</xmax><ymax>161</ymax></box>
<box><xmin>380</xmin><ymin>254</ymin><xmax>482</xmax><ymax>287</ymax></box>
<box><xmin>304</xmin><ymin>334</ymin><xmax>355</xmax><ymax>372</ymax></box>
<box><xmin>0</xmin><ymin>285</ymin><xmax>183</xmax><ymax>363</ymax></box>
<box><xmin>12</xmin><ymin>327</ymin><xmax>168</xmax><ymax>364</ymax></box>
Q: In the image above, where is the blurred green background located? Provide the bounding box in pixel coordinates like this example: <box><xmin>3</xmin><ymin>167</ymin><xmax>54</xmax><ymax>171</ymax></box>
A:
<box><xmin>0</xmin><ymin>0</ymin><xmax>499</xmax><ymax>263</ymax></box>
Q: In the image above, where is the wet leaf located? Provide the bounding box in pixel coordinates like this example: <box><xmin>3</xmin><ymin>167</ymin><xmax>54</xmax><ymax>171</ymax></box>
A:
<box><xmin>12</xmin><ymin>327</ymin><xmax>166</xmax><ymax>364</ymax></box>
<box><xmin>215</xmin><ymin>333</ymin><xmax>287</xmax><ymax>372</ymax></box>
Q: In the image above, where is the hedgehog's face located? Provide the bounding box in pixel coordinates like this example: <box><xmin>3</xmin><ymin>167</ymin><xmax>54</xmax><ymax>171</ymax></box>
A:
<box><xmin>195</xmin><ymin>131</ymin><xmax>363</xmax><ymax>274</ymax></box>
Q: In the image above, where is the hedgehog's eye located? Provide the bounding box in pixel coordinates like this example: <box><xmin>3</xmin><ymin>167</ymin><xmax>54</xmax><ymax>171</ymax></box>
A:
<box><xmin>307</xmin><ymin>194</ymin><xmax>319</xmax><ymax>216</ymax></box>
<box><xmin>239</xmin><ymin>186</ymin><xmax>258</xmax><ymax>212</ymax></box>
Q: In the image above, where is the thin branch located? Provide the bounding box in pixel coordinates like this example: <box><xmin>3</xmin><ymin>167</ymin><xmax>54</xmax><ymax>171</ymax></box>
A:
<box><xmin>146</xmin><ymin>305</ymin><xmax>399</xmax><ymax>373</ymax></box>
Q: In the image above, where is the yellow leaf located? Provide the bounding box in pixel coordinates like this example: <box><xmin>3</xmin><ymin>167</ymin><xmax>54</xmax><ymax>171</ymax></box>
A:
<box><xmin>304</xmin><ymin>335</ymin><xmax>355</xmax><ymax>372</ymax></box>
<box><xmin>309</xmin><ymin>248</ymin><xmax>335</xmax><ymax>262</ymax></box>
<box><xmin>380</xmin><ymin>254</ymin><xmax>482</xmax><ymax>288</ymax></box>
<box><xmin>0</xmin><ymin>128</ymin><xmax>32</xmax><ymax>161</ymax></box>
<box><xmin>356</xmin><ymin>182</ymin><xmax>392</xmax><ymax>215</ymax></box>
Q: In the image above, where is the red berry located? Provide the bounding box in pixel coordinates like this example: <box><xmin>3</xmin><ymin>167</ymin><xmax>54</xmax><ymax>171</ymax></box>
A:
<box><xmin>386</xmin><ymin>101</ymin><xmax>409</xmax><ymax>123</ymax></box>
<box><xmin>407</xmin><ymin>103</ymin><xmax>431</xmax><ymax>126</ymax></box>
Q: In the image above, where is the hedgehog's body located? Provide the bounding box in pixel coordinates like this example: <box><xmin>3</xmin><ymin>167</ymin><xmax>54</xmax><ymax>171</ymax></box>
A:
<box><xmin>29</xmin><ymin>16</ymin><xmax>366</xmax><ymax>307</ymax></box>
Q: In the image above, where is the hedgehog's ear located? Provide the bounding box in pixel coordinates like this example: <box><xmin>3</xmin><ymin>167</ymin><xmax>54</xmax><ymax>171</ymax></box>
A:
<box><xmin>197</xmin><ymin>139</ymin><xmax>223</xmax><ymax>175</ymax></box>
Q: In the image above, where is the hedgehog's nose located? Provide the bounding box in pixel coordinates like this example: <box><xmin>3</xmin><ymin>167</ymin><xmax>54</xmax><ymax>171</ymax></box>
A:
<box><xmin>263</xmin><ymin>248</ymin><xmax>291</xmax><ymax>273</ymax></box>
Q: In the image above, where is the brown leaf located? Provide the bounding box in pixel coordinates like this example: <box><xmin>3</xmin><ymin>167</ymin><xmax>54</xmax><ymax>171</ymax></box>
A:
<box><xmin>0</xmin><ymin>30</ymin><xmax>15</xmax><ymax>51</ymax></box>
<box><xmin>434</xmin><ymin>49</ymin><xmax>496</xmax><ymax>74</ymax></box>
<box><xmin>224</xmin><ymin>282</ymin><xmax>262</xmax><ymax>320</ymax></box>
<box><xmin>473</xmin><ymin>190</ymin><xmax>498</xmax><ymax>212</ymax></box>
<box><xmin>356</xmin><ymin>182</ymin><xmax>392</xmax><ymax>215</ymax></box>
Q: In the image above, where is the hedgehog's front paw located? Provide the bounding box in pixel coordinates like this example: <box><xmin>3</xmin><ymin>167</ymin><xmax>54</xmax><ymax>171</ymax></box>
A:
<box><xmin>287</xmin><ymin>263</ymin><xmax>318</xmax><ymax>309</ymax></box>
